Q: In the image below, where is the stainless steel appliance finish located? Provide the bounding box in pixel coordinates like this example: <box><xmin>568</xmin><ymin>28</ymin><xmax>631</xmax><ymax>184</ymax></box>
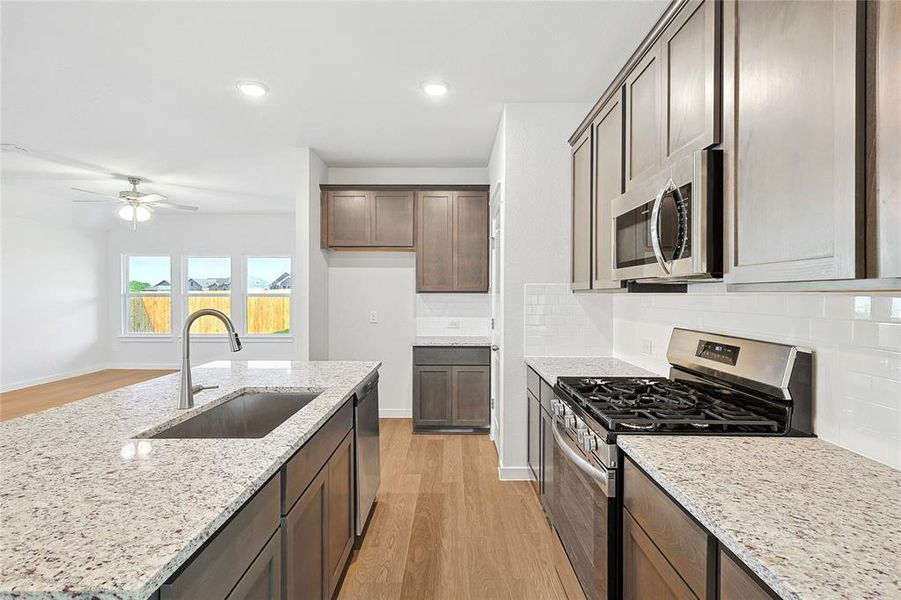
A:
<box><xmin>178</xmin><ymin>308</ymin><xmax>243</xmax><ymax>410</ymax></box>
<box><xmin>611</xmin><ymin>149</ymin><xmax>722</xmax><ymax>282</ymax></box>
<box><xmin>546</xmin><ymin>329</ymin><xmax>813</xmax><ymax>599</ymax></box>
<box><xmin>150</xmin><ymin>391</ymin><xmax>321</xmax><ymax>439</ymax></box>
<box><xmin>354</xmin><ymin>374</ymin><xmax>380</xmax><ymax>537</ymax></box>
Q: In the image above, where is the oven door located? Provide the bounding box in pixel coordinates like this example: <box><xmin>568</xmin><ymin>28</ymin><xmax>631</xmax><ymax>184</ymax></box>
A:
<box><xmin>549</xmin><ymin>414</ymin><xmax>615</xmax><ymax>600</ymax></box>
<box><xmin>611</xmin><ymin>149</ymin><xmax>720</xmax><ymax>281</ymax></box>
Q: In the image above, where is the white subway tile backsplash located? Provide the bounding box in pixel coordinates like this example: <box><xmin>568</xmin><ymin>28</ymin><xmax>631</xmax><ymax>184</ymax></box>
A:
<box><xmin>524</xmin><ymin>284</ymin><xmax>613</xmax><ymax>356</ymax></box>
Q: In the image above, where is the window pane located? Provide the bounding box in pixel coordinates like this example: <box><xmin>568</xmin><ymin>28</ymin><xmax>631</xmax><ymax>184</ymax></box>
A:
<box><xmin>187</xmin><ymin>296</ymin><xmax>232</xmax><ymax>333</ymax></box>
<box><xmin>187</xmin><ymin>257</ymin><xmax>231</xmax><ymax>293</ymax></box>
<box><xmin>128</xmin><ymin>256</ymin><xmax>170</xmax><ymax>293</ymax></box>
<box><xmin>247</xmin><ymin>297</ymin><xmax>290</xmax><ymax>335</ymax></box>
<box><xmin>247</xmin><ymin>257</ymin><xmax>291</xmax><ymax>292</ymax></box>
<box><xmin>127</xmin><ymin>296</ymin><xmax>171</xmax><ymax>334</ymax></box>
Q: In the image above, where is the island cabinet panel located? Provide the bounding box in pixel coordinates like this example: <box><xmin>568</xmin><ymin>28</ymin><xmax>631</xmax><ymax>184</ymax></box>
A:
<box><xmin>572</xmin><ymin>127</ymin><xmax>593</xmax><ymax>291</ymax></box>
<box><xmin>719</xmin><ymin>549</ymin><xmax>776</xmax><ymax>600</ymax></box>
<box><xmin>284</xmin><ymin>470</ymin><xmax>327</xmax><ymax>600</ymax></box>
<box><xmin>160</xmin><ymin>475</ymin><xmax>280</xmax><ymax>600</ymax></box>
<box><xmin>623</xmin><ymin>458</ymin><xmax>711</xmax><ymax>599</ymax></box>
<box><xmin>326</xmin><ymin>432</ymin><xmax>355</xmax><ymax>598</ymax></box>
<box><xmin>370</xmin><ymin>190</ymin><xmax>415</xmax><ymax>247</ymax></box>
<box><xmin>227</xmin><ymin>530</ymin><xmax>281</xmax><ymax>600</ymax></box>
<box><xmin>723</xmin><ymin>0</ymin><xmax>862</xmax><ymax>284</ymax></box>
<box><xmin>416</xmin><ymin>191</ymin><xmax>489</xmax><ymax>292</ymax></box>
<box><xmin>592</xmin><ymin>90</ymin><xmax>625</xmax><ymax>290</ymax></box>
<box><xmin>661</xmin><ymin>0</ymin><xmax>720</xmax><ymax>164</ymax></box>
<box><xmin>327</xmin><ymin>191</ymin><xmax>372</xmax><ymax>247</ymax></box>
<box><xmin>622</xmin><ymin>510</ymin><xmax>697</xmax><ymax>600</ymax></box>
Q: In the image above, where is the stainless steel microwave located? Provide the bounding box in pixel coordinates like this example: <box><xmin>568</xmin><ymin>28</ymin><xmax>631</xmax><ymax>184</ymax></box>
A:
<box><xmin>611</xmin><ymin>149</ymin><xmax>722</xmax><ymax>282</ymax></box>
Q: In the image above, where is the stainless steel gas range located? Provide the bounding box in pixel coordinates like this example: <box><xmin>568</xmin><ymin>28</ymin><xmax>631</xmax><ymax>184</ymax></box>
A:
<box><xmin>542</xmin><ymin>328</ymin><xmax>813</xmax><ymax>600</ymax></box>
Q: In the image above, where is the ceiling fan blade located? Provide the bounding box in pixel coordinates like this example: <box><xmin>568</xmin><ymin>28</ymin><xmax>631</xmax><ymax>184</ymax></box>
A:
<box><xmin>147</xmin><ymin>201</ymin><xmax>199</xmax><ymax>211</ymax></box>
<box><xmin>71</xmin><ymin>187</ymin><xmax>120</xmax><ymax>200</ymax></box>
<box><xmin>137</xmin><ymin>192</ymin><xmax>169</xmax><ymax>202</ymax></box>
<box><xmin>72</xmin><ymin>198</ymin><xmax>121</xmax><ymax>203</ymax></box>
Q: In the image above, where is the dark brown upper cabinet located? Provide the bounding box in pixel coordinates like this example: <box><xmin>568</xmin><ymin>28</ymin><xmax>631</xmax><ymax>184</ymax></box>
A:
<box><xmin>625</xmin><ymin>47</ymin><xmax>662</xmax><ymax>191</ymax></box>
<box><xmin>592</xmin><ymin>89</ymin><xmax>626</xmax><ymax>291</ymax></box>
<box><xmin>323</xmin><ymin>190</ymin><xmax>413</xmax><ymax>248</ymax></box>
<box><xmin>571</xmin><ymin>128</ymin><xmax>593</xmax><ymax>291</ymax></box>
<box><xmin>416</xmin><ymin>190</ymin><xmax>488</xmax><ymax>293</ymax></box>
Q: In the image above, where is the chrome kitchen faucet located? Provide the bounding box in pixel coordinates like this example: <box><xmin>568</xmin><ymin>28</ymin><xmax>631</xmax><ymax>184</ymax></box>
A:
<box><xmin>178</xmin><ymin>309</ymin><xmax>242</xmax><ymax>409</ymax></box>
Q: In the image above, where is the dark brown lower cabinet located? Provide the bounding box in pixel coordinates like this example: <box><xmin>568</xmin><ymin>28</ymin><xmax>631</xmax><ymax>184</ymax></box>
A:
<box><xmin>228</xmin><ymin>530</ymin><xmax>281</xmax><ymax>600</ymax></box>
<box><xmin>412</xmin><ymin>365</ymin><xmax>490</xmax><ymax>431</ymax></box>
<box><xmin>622</xmin><ymin>510</ymin><xmax>697</xmax><ymax>600</ymax></box>
<box><xmin>284</xmin><ymin>430</ymin><xmax>355</xmax><ymax>600</ymax></box>
<box><xmin>719</xmin><ymin>549</ymin><xmax>775</xmax><ymax>600</ymax></box>
<box><xmin>451</xmin><ymin>365</ymin><xmax>490</xmax><ymax>427</ymax></box>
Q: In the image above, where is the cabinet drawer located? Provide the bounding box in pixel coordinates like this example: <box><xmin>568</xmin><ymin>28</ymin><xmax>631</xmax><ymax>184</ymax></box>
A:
<box><xmin>623</xmin><ymin>510</ymin><xmax>697</xmax><ymax>600</ymax></box>
<box><xmin>624</xmin><ymin>458</ymin><xmax>711</xmax><ymax>599</ymax></box>
<box><xmin>719</xmin><ymin>549</ymin><xmax>776</xmax><ymax>600</ymax></box>
<box><xmin>227</xmin><ymin>529</ymin><xmax>281</xmax><ymax>600</ymax></box>
<box><xmin>413</xmin><ymin>346</ymin><xmax>490</xmax><ymax>366</ymax></box>
<box><xmin>283</xmin><ymin>400</ymin><xmax>353</xmax><ymax>515</ymax></box>
<box><xmin>527</xmin><ymin>367</ymin><xmax>540</xmax><ymax>398</ymax></box>
<box><xmin>539</xmin><ymin>379</ymin><xmax>556</xmax><ymax>405</ymax></box>
<box><xmin>161</xmin><ymin>475</ymin><xmax>280</xmax><ymax>600</ymax></box>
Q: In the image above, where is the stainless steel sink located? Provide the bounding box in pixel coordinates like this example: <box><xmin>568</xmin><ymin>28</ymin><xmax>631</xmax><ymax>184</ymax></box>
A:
<box><xmin>151</xmin><ymin>391</ymin><xmax>320</xmax><ymax>439</ymax></box>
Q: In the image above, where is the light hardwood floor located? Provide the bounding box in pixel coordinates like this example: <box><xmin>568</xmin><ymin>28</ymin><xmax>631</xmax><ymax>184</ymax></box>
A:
<box><xmin>0</xmin><ymin>369</ymin><xmax>176</xmax><ymax>421</ymax></box>
<box><xmin>339</xmin><ymin>419</ymin><xmax>584</xmax><ymax>600</ymax></box>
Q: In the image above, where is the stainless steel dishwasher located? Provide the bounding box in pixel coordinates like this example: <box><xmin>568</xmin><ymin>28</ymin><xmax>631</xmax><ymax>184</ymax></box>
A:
<box><xmin>354</xmin><ymin>373</ymin><xmax>380</xmax><ymax>537</ymax></box>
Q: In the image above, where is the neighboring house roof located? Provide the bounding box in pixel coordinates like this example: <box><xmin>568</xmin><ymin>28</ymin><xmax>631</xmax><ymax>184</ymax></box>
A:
<box><xmin>188</xmin><ymin>277</ymin><xmax>231</xmax><ymax>291</ymax></box>
<box><xmin>270</xmin><ymin>272</ymin><xmax>291</xmax><ymax>289</ymax></box>
<box><xmin>144</xmin><ymin>280</ymin><xmax>171</xmax><ymax>292</ymax></box>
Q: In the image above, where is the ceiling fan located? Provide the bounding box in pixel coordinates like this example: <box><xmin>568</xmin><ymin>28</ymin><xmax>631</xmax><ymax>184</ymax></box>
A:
<box><xmin>72</xmin><ymin>177</ymin><xmax>199</xmax><ymax>229</ymax></box>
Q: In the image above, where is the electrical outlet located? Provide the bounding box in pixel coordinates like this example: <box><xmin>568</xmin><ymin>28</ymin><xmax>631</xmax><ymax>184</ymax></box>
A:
<box><xmin>641</xmin><ymin>339</ymin><xmax>653</xmax><ymax>355</ymax></box>
<box><xmin>369</xmin><ymin>311</ymin><xmax>378</xmax><ymax>324</ymax></box>
<box><xmin>448</xmin><ymin>318</ymin><xmax>462</xmax><ymax>329</ymax></box>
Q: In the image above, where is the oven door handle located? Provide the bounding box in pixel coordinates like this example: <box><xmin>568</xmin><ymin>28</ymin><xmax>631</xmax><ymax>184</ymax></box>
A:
<box><xmin>551</xmin><ymin>417</ymin><xmax>611</xmax><ymax>489</ymax></box>
<box><xmin>650</xmin><ymin>179</ymin><xmax>677</xmax><ymax>275</ymax></box>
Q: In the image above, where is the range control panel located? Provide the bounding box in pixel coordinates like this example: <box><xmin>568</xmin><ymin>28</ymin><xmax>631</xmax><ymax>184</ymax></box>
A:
<box><xmin>695</xmin><ymin>339</ymin><xmax>740</xmax><ymax>366</ymax></box>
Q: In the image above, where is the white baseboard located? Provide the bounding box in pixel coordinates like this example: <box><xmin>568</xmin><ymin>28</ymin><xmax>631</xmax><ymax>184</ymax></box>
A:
<box><xmin>379</xmin><ymin>408</ymin><xmax>412</xmax><ymax>418</ymax></box>
<box><xmin>1</xmin><ymin>363</ymin><xmax>109</xmax><ymax>392</ymax></box>
<box><xmin>498</xmin><ymin>465</ymin><xmax>534</xmax><ymax>481</ymax></box>
<box><xmin>106</xmin><ymin>362</ymin><xmax>180</xmax><ymax>370</ymax></box>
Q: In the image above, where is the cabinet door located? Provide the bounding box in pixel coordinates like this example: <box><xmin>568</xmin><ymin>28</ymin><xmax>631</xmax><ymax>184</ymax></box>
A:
<box><xmin>327</xmin><ymin>191</ymin><xmax>371</xmax><ymax>247</ymax></box>
<box><xmin>622</xmin><ymin>510</ymin><xmax>696</xmax><ymax>600</ymax></box>
<box><xmin>326</xmin><ymin>432</ymin><xmax>355</xmax><ymax>598</ymax></box>
<box><xmin>592</xmin><ymin>90</ymin><xmax>625</xmax><ymax>290</ymax></box>
<box><xmin>723</xmin><ymin>0</ymin><xmax>862</xmax><ymax>284</ymax></box>
<box><xmin>371</xmin><ymin>190</ymin><xmax>414</xmax><ymax>247</ymax></box>
<box><xmin>453</xmin><ymin>191</ymin><xmax>489</xmax><ymax>292</ymax></box>
<box><xmin>625</xmin><ymin>45</ymin><xmax>662</xmax><ymax>190</ymax></box>
<box><xmin>416</xmin><ymin>191</ymin><xmax>454</xmax><ymax>292</ymax></box>
<box><xmin>527</xmin><ymin>391</ymin><xmax>541</xmax><ymax>487</ymax></box>
<box><xmin>451</xmin><ymin>365</ymin><xmax>490</xmax><ymax>427</ymax></box>
<box><xmin>572</xmin><ymin>127</ymin><xmax>593</xmax><ymax>291</ymax></box>
<box><xmin>413</xmin><ymin>365</ymin><xmax>452</xmax><ymax>427</ymax></box>
<box><xmin>284</xmin><ymin>471</ymin><xmax>326</xmax><ymax>600</ymax></box>
<box><xmin>719</xmin><ymin>549</ymin><xmax>775</xmax><ymax>600</ymax></box>
<box><xmin>539</xmin><ymin>407</ymin><xmax>555</xmax><ymax>519</ymax></box>
<box><xmin>227</xmin><ymin>530</ymin><xmax>281</xmax><ymax>600</ymax></box>
<box><xmin>661</xmin><ymin>0</ymin><xmax>720</xmax><ymax>165</ymax></box>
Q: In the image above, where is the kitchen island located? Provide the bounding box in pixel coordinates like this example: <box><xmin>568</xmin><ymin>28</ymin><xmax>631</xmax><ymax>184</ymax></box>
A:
<box><xmin>0</xmin><ymin>360</ymin><xmax>380</xmax><ymax>599</ymax></box>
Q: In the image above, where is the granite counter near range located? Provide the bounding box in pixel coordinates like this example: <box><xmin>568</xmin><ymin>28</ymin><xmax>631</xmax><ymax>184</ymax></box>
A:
<box><xmin>413</xmin><ymin>335</ymin><xmax>491</xmax><ymax>347</ymax></box>
<box><xmin>618</xmin><ymin>435</ymin><xmax>901</xmax><ymax>600</ymax></box>
<box><xmin>524</xmin><ymin>355</ymin><xmax>660</xmax><ymax>385</ymax></box>
<box><xmin>0</xmin><ymin>360</ymin><xmax>380</xmax><ymax>600</ymax></box>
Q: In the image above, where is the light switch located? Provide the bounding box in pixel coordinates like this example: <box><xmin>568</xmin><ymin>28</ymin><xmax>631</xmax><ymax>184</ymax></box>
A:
<box><xmin>448</xmin><ymin>318</ymin><xmax>461</xmax><ymax>329</ymax></box>
<box><xmin>369</xmin><ymin>311</ymin><xmax>378</xmax><ymax>324</ymax></box>
<box><xmin>641</xmin><ymin>339</ymin><xmax>653</xmax><ymax>355</ymax></box>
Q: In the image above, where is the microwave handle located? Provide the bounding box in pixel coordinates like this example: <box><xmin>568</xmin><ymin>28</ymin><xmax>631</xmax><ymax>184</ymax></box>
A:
<box><xmin>650</xmin><ymin>179</ymin><xmax>675</xmax><ymax>275</ymax></box>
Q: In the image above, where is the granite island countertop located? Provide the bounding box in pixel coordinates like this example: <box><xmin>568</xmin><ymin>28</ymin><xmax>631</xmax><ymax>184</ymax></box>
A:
<box><xmin>413</xmin><ymin>335</ymin><xmax>491</xmax><ymax>347</ymax></box>
<box><xmin>617</xmin><ymin>436</ymin><xmax>901</xmax><ymax>599</ymax></box>
<box><xmin>525</xmin><ymin>355</ymin><xmax>660</xmax><ymax>384</ymax></box>
<box><xmin>0</xmin><ymin>359</ymin><xmax>380</xmax><ymax>600</ymax></box>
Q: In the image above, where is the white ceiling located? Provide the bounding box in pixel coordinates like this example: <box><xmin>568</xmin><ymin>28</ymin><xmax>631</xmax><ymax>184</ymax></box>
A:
<box><xmin>1</xmin><ymin>1</ymin><xmax>666</xmax><ymax>219</ymax></box>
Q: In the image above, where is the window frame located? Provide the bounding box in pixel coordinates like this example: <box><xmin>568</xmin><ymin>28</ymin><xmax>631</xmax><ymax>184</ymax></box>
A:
<box><xmin>183</xmin><ymin>255</ymin><xmax>234</xmax><ymax>338</ymax></box>
<box><xmin>243</xmin><ymin>254</ymin><xmax>293</xmax><ymax>338</ymax></box>
<box><xmin>121</xmin><ymin>254</ymin><xmax>174</xmax><ymax>338</ymax></box>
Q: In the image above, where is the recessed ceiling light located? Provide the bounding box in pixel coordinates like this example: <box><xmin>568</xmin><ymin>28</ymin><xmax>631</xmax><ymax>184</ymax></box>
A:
<box><xmin>420</xmin><ymin>81</ymin><xmax>449</xmax><ymax>97</ymax></box>
<box><xmin>237</xmin><ymin>81</ymin><xmax>269</xmax><ymax>98</ymax></box>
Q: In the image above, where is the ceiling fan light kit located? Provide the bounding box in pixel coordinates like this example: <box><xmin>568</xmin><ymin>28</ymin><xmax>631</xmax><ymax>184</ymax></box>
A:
<box><xmin>71</xmin><ymin>176</ymin><xmax>199</xmax><ymax>230</ymax></box>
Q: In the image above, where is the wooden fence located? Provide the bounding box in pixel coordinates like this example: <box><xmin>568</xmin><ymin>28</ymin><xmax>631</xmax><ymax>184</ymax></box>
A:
<box><xmin>130</xmin><ymin>296</ymin><xmax>290</xmax><ymax>335</ymax></box>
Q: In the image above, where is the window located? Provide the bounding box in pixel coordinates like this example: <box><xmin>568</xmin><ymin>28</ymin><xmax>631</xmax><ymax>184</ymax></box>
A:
<box><xmin>124</xmin><ymin>256</ymin><xmax>172</xmax><ymax>335</ymax></box>
<box><xmin>246</xmin><ymin>257</ymin><xmax>291</xmax><ymax>335</ymax></box>
<box><xmin>185</xmin><ymin>257</ymin><xmax>232</xmax><ymax>334</ymax></box>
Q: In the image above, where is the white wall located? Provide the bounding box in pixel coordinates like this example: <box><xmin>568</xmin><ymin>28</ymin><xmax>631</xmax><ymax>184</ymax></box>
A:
<box><xmin>325</xmin><ymin>166</ymin><xmax>491</xmax><ymax>417</ymax></box>
<box><xmin>1</xmin><ymin>215</ymin><xmax>108</xmax><ymax>390</ymax></box>
<box><xmin>612</xmin><ymin>289</ymin><xmax>901</xmax><ymax>469</ymax></box>
<box><xmin>106</xmin><ymin>213</ymin><xmax>296</xmax><ymax>368</ymax></box>
<box><xmin>488</xmin><ymin>109</ymin><xmax>507</xmax><ymax>446</ymax></box>
<box><xmin>492</xmin><ymin>102</ymin><xmax>592</xmax><ymax>478</ymax></box>
<box><xmin>300</xmin><ymin>148</ymin><xmax>330</xmax><ymax>360</ymax></box>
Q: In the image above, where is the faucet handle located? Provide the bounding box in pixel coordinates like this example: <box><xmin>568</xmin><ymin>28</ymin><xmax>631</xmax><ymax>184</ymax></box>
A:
<box><xmin>191</xmin><ymin>384</ymin><xmax>220</xmax><ymax>394</ymax></box>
